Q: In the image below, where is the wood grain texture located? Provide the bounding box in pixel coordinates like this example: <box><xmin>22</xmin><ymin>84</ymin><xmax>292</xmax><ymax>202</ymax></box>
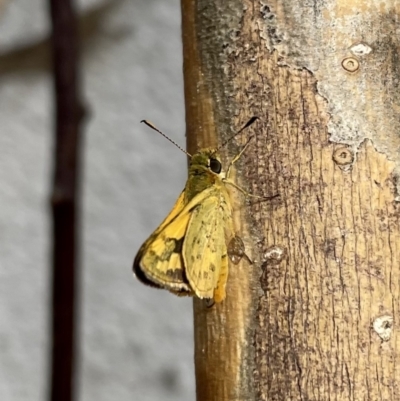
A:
<box><xmin>182</xmin><ymin>0</ymin><xmax>400</xmax><ymax>400</ymax></box>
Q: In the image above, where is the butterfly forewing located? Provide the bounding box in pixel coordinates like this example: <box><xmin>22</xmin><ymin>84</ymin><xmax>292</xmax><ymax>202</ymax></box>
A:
<box><xmin>134</xmin><ymin>190</ymin><xmax>192</xmax><ymax>294</ymax></box>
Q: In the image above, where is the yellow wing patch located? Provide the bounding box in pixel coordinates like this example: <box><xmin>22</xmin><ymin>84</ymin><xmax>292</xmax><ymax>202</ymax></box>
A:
<box><xmin>134</xmin><ymin>190</ymin><xmax>193</xmax><ymax>295</ymax></box>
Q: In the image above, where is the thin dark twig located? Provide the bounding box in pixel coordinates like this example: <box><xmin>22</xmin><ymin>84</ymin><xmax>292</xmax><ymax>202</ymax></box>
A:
<box><xmin>48</xmin><ymin>1</ymin><xmax>83</xmax><ymax>401</ymax></box>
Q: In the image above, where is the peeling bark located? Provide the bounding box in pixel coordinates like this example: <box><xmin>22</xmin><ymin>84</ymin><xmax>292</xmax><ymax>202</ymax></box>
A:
<box><xmin>182</xmin><ymin>0</ymin><xmax>400</xmax><ymax>400</ymax></box>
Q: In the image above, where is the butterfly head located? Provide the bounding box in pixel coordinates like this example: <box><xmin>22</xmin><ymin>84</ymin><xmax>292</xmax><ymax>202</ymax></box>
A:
<box><xmin>190</xmin><ymin>148</ymin><xmax>223</xmax><ymax>175</ymax></box>
<box><xmin>184</xmin><ymin>149</ymin><xmax>225</xmax><ymax>202</ymax></box>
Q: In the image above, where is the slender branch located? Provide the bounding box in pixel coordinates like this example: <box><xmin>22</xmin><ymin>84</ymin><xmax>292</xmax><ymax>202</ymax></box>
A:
<box><xmin>48</xmin><ymin>1</ymin><xmax>82</xmax><ymax>401</ymax></box>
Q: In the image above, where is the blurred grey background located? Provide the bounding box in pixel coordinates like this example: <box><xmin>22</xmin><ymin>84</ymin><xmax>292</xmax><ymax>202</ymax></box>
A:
<box><xmin>0</xmin><ymin>0</ymin><xmax>194</xmax><ymax>400</ymax></box>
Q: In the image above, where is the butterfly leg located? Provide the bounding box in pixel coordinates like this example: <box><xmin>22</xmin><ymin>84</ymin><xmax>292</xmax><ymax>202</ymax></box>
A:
<box><xmin>225</xmin><ymin>137</ymin><xmax>279</xmax><ymax>200</ymax></box>
<box><xmin>225</xmin><ymin>180</ymin><xmax>280</xmax><ymax>200</ymax></box>
<box><xmin>205</xmin><ymin>298</ymin><xmax>215</xmax><ymax>308</ymax></box>
<box><xmin>213</xmin><ymin>253</ymin><xmax>228</xmax><ymax>302</ymax></box>
<box><xmin>225</xmin><ymin>136</ymin><xmax>254</xmax><ymax>178</ymax></box>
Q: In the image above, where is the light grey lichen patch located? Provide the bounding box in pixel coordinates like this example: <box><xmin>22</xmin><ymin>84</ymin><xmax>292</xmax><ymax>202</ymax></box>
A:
<box><xmin>350</xmin><ymin>42</ymin><xmax>373</xmax><ymax>57</ymax></box>
<box><xmin>262</xmin><ymin>245</ymin><xmax>286</xmax><ymax>265</ymax></box>
<box><xmin>372</xmin><ymin>315</ymin><xmax>393</xmax><ymax>342</ymax></box>
<box><xmin>259</xmin><ymin>2</ymin><xmax>287</xmax><ymax>54</ymax></box>
<box><xmin>256</xmin><ymin>1</ymin><xmax>400</xmax><ymax>198</ymax></box>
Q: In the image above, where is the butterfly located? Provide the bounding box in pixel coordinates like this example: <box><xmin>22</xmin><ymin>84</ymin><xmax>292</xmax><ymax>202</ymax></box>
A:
<box><xmin>133</xmin><ymin>118</ymin><xmax>258</xmax><ymax>302</ymax></box>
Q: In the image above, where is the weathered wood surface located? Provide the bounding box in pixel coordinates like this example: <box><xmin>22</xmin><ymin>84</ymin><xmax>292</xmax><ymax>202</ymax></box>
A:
<box><xmin>182</xmin><ymin>0</ymin><xmax>400</xmax><ymax>400</ymax></box>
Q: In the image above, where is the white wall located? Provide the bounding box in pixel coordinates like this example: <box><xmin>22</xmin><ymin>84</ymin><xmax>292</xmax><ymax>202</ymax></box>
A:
<box><xmin>0</xmin><ymin>1</ymin><xmax>194</xmax><ymax>400</ymax></box>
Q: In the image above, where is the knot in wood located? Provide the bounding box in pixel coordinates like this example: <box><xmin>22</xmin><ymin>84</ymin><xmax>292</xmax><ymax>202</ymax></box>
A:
<box><xmin>333</xmin><ymin>147</ymin><xmax>354</xmax><ymax>166</ymax></box>
<box><xmin>341</xmin><ymin>57</ymin><xmax>360</xmax><ymax>72</ymax></box>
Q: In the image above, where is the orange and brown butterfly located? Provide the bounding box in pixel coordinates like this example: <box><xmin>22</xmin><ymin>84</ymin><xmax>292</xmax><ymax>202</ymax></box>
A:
<box><xmin>133</xmin><ymin>118</ymin><xmax>258</xmax><ymax>303</ymax></box>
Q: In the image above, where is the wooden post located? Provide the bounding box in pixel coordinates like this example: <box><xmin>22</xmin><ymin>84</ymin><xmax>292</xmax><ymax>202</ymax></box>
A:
<box><xmin>182</xmin><ymin>0</ymin><xmax>400</xmax><ymax>400</ymax></box>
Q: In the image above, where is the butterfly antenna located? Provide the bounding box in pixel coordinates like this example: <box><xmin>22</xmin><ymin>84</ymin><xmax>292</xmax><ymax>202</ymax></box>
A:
<box><xmin>141</xmin><ymin>120</ymin><xmax>192</xmax><ymax>157</ymax></box>
<box><xmin>218</xmin><ymin>116</ymin><xmax>259</xmax><ymax>150</ymax></box>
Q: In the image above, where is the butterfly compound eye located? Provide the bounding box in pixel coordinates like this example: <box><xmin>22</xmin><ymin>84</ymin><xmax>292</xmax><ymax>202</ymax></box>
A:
<box><xmin>209</xmin><ymin>158</ymin><xmax>222</xmax><ymax>174</ymax></box>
